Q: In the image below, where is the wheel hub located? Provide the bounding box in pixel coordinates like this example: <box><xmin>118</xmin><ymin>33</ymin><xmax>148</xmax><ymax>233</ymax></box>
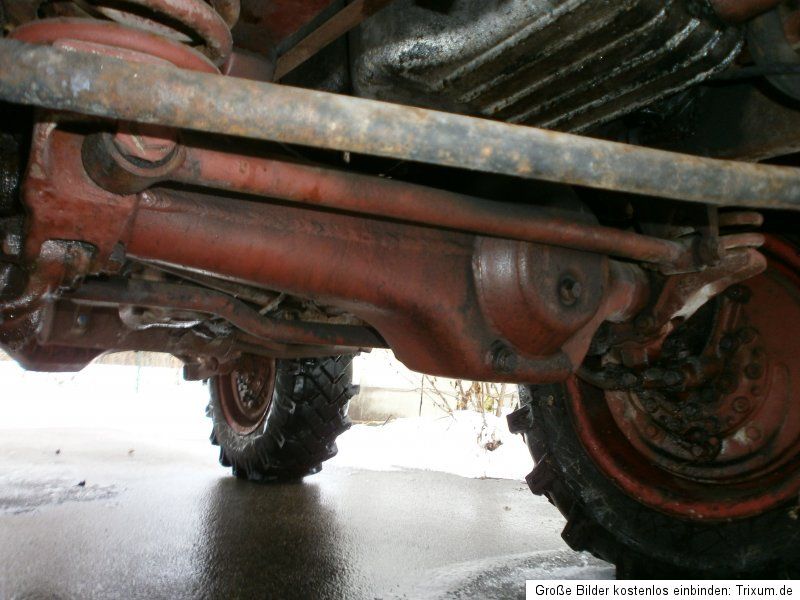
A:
<box><xmin>572</xmin><ymin>238</ymin><xmax>800</xmax><ymax>520</ymax></box>
<box><xmin>216</xmin><ymin>357</ymin><xmax>276</xmax><ymax>435</ymax></box>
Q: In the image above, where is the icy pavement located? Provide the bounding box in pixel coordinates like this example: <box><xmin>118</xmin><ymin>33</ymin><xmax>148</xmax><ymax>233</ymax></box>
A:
<box><xmin>0</xmin><ymin>430</ymin><xmax>612</xmax><ymax>599</ymax></box>
<box><xmin>0</xmin><ymin>359</ymin><xmax>614</xmax><ymax>597</ymax></box>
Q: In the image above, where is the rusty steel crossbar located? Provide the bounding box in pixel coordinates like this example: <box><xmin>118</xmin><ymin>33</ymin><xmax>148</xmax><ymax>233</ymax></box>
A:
<box><xmin>174</xmin><ymin>148</ymin><xmax>685</xmax><ymax>264</ymax></box>
<box><xmin>2</xmin><ymin>38</ymin><xmax>800</xmax><ymax>210</ymax></box>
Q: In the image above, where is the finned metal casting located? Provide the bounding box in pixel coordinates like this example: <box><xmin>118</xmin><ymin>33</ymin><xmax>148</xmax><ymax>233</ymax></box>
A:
<box><xmin>2</xmin><ymin>38</ymin><xmax>800</xmax><ymax>211</ymax></box>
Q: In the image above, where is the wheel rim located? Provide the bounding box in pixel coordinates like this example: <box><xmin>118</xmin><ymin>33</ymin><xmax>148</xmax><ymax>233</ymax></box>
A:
<box><xmin>216</xmin><ymin>357</ymin><xmax>277</xmax><ymax>435</ymax></box>
<box><xmin>571</xmin><ymin>238</ymin><xmax>800</xmax><ymax>520</ymax></box>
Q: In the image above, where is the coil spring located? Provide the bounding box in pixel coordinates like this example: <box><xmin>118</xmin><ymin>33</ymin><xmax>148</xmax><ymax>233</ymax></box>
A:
<box><xmin>48</xmin><ymin>0</ymin><xmax>239</xmax><ymax>65</ymax></box>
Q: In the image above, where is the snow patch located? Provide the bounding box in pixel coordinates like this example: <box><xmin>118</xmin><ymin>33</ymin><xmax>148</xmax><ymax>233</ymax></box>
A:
<box><xmin>331</xmin><ymin>410</ymin><xmax>532</xmax><ymax>480</ymax></box>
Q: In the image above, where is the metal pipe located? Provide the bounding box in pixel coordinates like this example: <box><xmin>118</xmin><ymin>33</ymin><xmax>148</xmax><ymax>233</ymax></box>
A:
<box><xmin>67</xmin><ymin>279</ymin><xmax>386</xmax><ymax>349</ymax></box>
<box><xmin>174</xmin><ymin>147</ymin><xmax>685</xmax><ymax>265</ymax></box>
<box><xmin>3</xmin><ymin>38</ymin><xmax>800</xmax><ymax>210</ymax></box>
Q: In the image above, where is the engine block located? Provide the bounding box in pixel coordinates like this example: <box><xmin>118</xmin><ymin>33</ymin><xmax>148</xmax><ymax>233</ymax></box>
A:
<box><xmin>351</xmin><ymin>0</ymin><xmax>743</xmax><ymax>132</ymax></box>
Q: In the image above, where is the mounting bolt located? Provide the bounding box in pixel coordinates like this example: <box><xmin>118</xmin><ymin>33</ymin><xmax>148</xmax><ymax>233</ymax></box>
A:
<box><xmin>746</xmin><ymin>426</ymin><xmax>762</xmax><ymax>441</ymax></box>
<box><xmin>558</xmin><ymin>276</ymin><xmax>582</xmax><ymax>307</ymax></box>
<box><xmin>492</xmin><ymin>344</ymin><xmax>517</xmax><ymax>373</ymax></box>
<box><xmin>732</xmin><ymin>396</ymin><xmax>750</xmax><ymax>413</ymax></box>
<box><xmin>75</xmin><ymin>313</ymin><xmax>89</xmax><ymax>331</ymax></box>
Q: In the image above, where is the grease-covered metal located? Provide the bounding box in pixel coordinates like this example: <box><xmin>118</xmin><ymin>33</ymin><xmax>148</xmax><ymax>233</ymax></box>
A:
<box><xmin>2</xmin><ymin>38</ymin><xmax>800</xmax><ymax>210</ymax></box>
<box><xmin>351</xmin><ymin>0</ymin><xmax>743</xmax><ymax>131</ymax></box>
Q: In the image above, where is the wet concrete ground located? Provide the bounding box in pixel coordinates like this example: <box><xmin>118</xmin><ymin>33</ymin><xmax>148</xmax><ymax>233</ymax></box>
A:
<box><xmin>0</xmin><ymin>428</ymin><xmax>612</xmax><ymax>599</ymax></box>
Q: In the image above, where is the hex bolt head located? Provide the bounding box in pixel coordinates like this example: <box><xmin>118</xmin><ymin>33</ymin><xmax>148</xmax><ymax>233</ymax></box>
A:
<box><xmin>558</xmin><ymin>276</ymin><xmax>582</xmax><ymax>307</ymax></box>
<box><xmin>492</xmin><ymin>345</ymin><xmax>517</xmax><ymax>373</ymax></box>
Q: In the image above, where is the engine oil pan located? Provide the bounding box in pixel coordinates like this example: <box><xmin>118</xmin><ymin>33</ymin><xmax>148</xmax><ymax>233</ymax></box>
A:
<box><xmin>351</xmin><ymin>0</ymin><xmax>742</xmax><ymax>132</ymax></box>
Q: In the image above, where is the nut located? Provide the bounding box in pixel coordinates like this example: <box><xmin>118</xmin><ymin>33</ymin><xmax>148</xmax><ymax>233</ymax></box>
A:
<box><xmin>113</xmin><ymin>124</ymin><xmax>177</xmax><ymax>164</ymax></box>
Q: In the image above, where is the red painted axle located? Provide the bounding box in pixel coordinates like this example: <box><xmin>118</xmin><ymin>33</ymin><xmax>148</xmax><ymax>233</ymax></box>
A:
<box><xmin>12</xmin><ymin>124</ymin><xmax>649</xmax><ymax>381</ymax></box>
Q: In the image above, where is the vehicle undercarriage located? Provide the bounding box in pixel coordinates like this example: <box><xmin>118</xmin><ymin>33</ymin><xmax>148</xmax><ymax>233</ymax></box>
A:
<box><xmin>1</xmin><ymin>0</ymin><xmax>800</xmax><ymax>577</ymax></box>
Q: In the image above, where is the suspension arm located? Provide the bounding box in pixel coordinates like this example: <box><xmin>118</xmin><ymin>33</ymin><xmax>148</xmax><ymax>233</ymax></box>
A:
<box><xmin>2</xmin><ymin>38</ymin><xmax>800</xmax><ymax>210</ymax></box>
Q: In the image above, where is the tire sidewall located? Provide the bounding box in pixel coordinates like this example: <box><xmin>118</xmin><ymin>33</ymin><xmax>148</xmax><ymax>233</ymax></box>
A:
<box><xmin>523</xmin><ymin>383</ymin><xmax>800</xmax><ymax>575</ymax></box>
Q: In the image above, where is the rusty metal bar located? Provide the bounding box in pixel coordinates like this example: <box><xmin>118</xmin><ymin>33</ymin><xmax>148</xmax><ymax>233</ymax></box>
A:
<box><xmin>274</xmin><ymin>0</ymin><xmax>395</xmax><ymax>80</ymax></box>
<box><xmin>67</xmin><ymin>279</ymin><xmax>386</xmax><ymax>349</ymax></box>
<box><xmin>41</xmin><ymin>303</ymin><xmax>264</xmax><ymax>357</ymax></box>
<box><xmin>42</xmin><ymin>304</ymin><xmax>355</xmax><ymax>360</ymax></box>
<box><xmin>2</xmin><ymin>38</ymin><xmax>800</xmax><ymax>210</ymax></box>
<box><xmin>173</xmin><ymin>147</ymin><xmax>685</xmax><ymax>265</ymax></box>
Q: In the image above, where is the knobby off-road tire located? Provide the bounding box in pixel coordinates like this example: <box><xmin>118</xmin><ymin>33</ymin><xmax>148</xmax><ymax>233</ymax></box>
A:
<box><xmin>208</xmin><ymin>355</ymin><xmax>356</xmax><ymax>481</ymax></box>
<box><xmin>513</xmin><ymin>383</ymin><xmax>800</xmax><ymax>579</ymax></box>
<box><xmin>510</xmin><ymin>238</ymin><xmax>800</xmax><ymax>578</ymax></box>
